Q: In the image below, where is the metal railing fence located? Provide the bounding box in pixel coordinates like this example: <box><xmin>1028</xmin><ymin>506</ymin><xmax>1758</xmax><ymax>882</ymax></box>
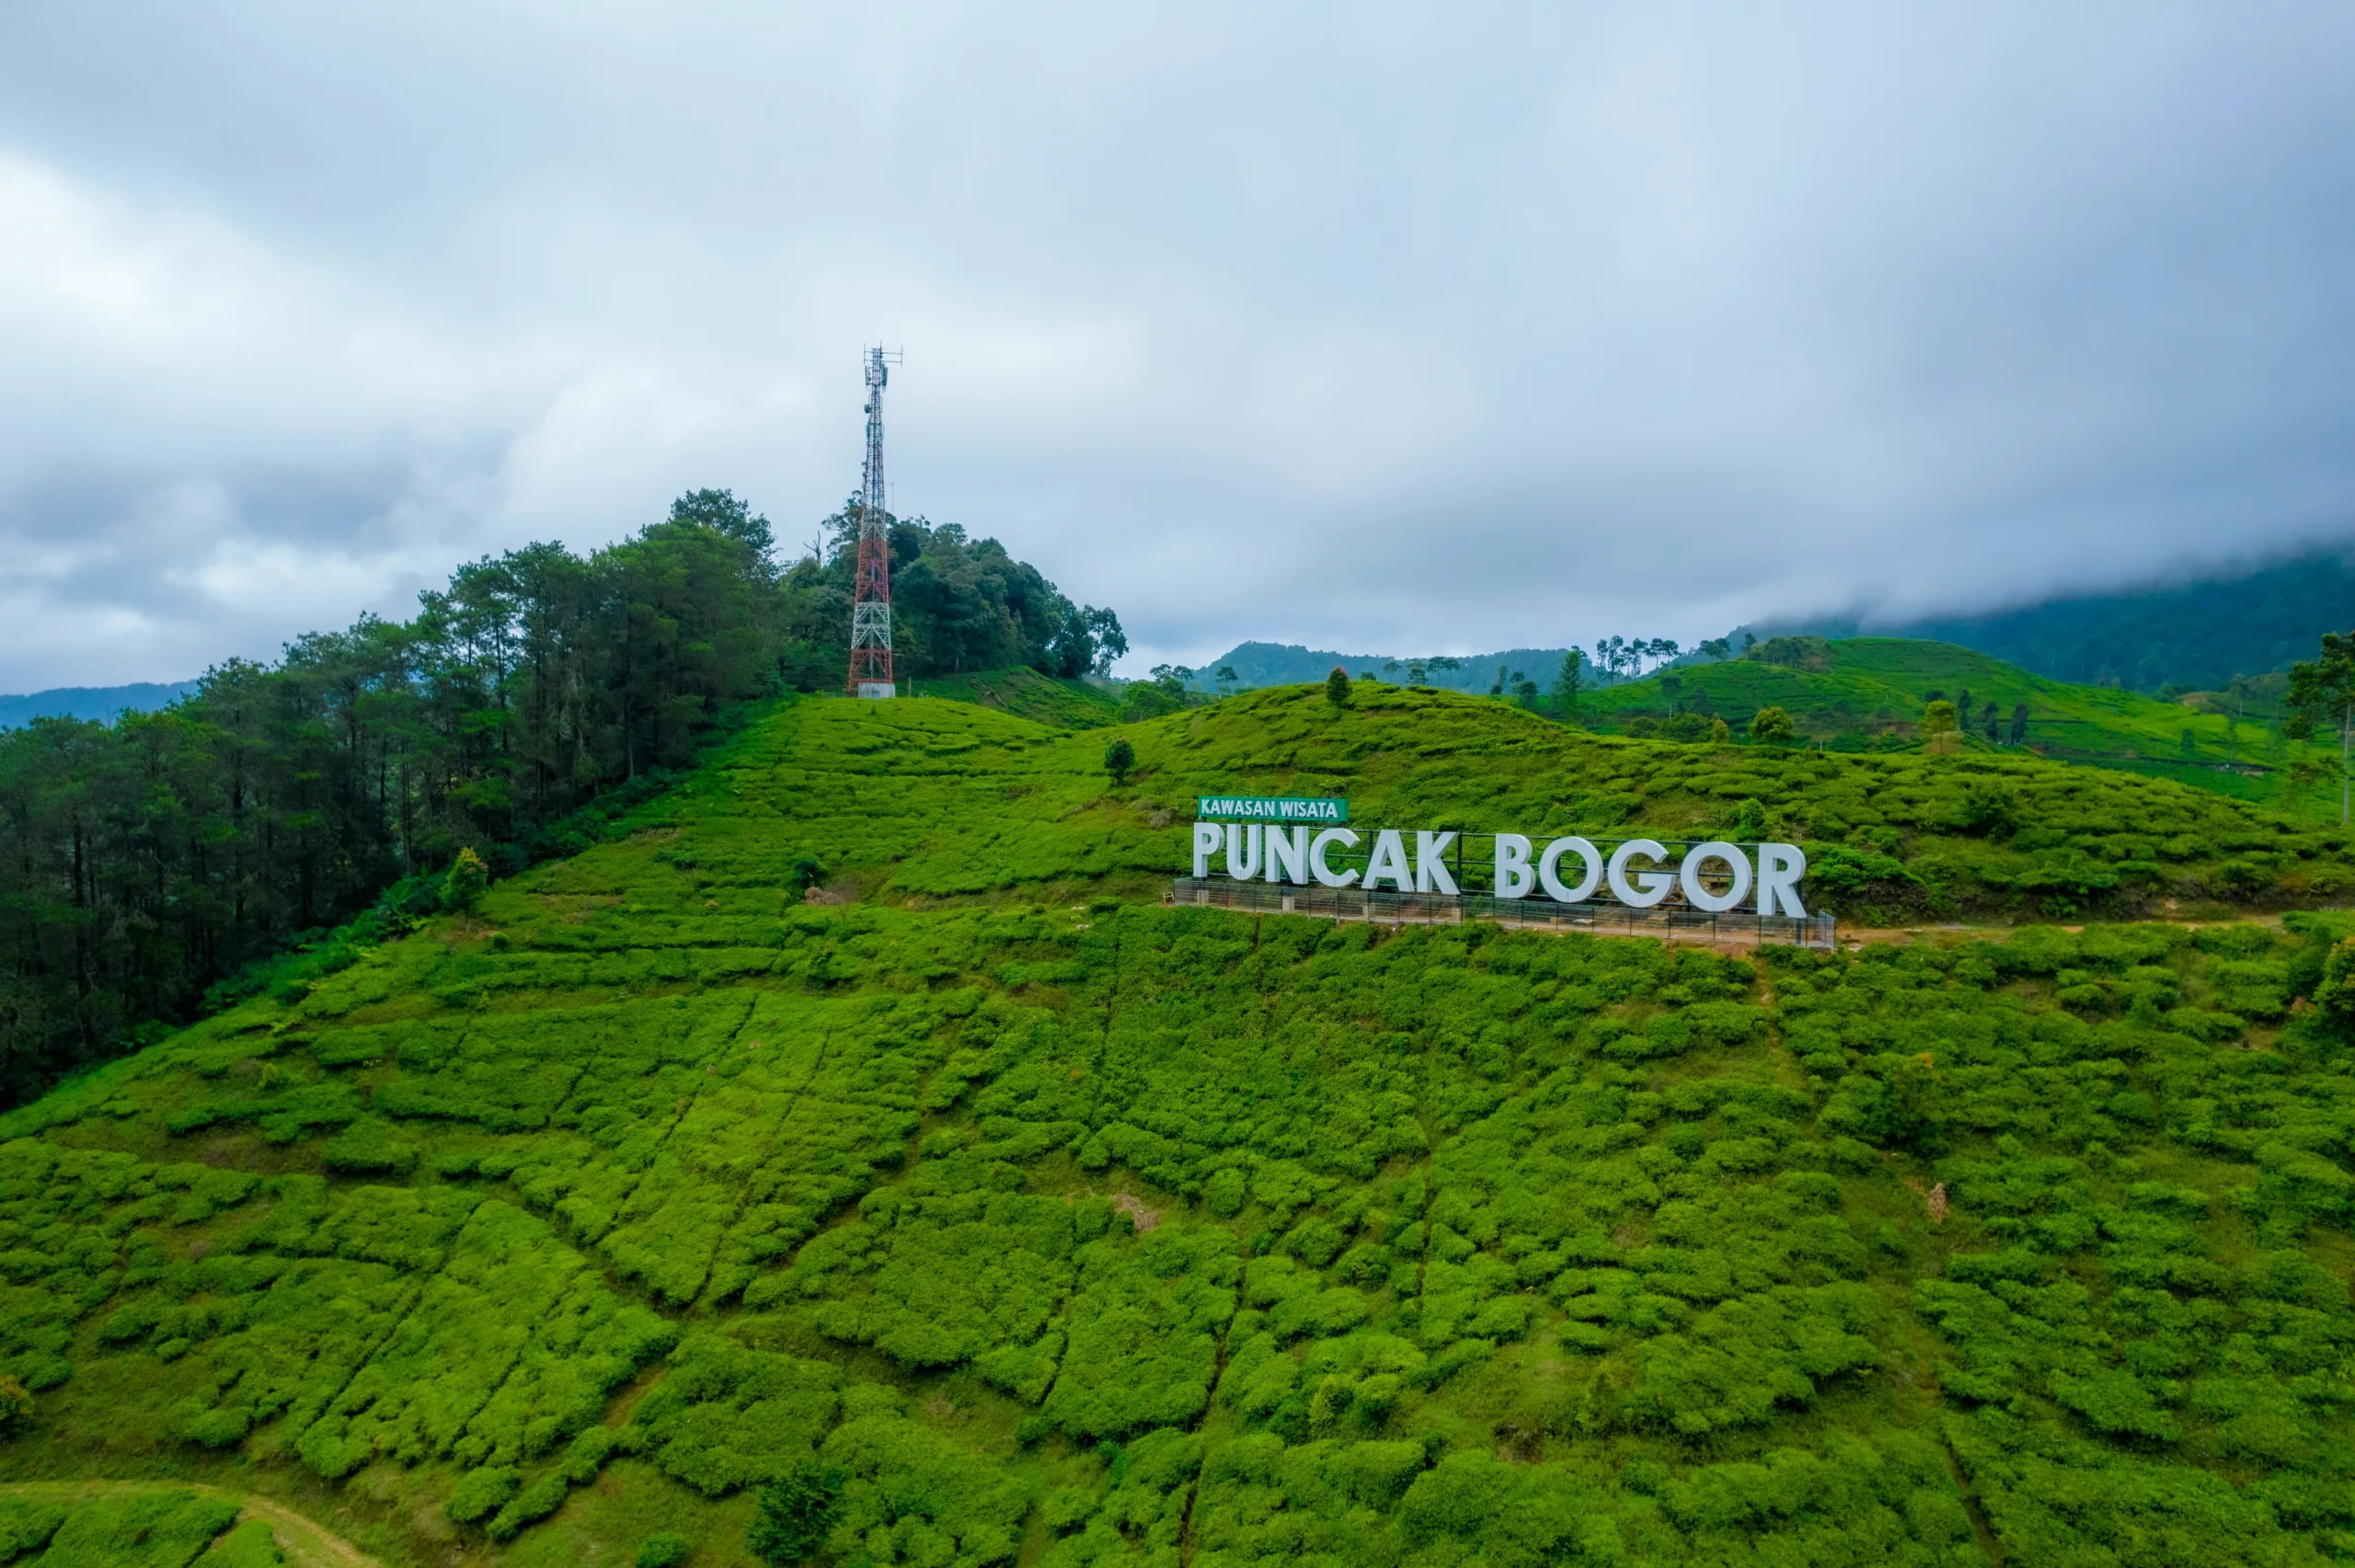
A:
<box><xmin>1168</xmin><ymin>876</ymin><xmax>1836</xmax><ymax>949</ymax></box>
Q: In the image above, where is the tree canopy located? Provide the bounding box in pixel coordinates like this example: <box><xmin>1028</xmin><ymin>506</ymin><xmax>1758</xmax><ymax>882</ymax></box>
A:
<box><xmin>0</xmin><ymin>490</ymin><xmax>1118</xmax><ymax>1106</ymax></box>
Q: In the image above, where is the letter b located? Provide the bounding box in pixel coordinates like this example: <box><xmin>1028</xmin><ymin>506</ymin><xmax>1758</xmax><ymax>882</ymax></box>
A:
<box><xmin>1494</xmin><ymin>833</ymin><xmax>1534</xmax><ymax>898</ymax></box>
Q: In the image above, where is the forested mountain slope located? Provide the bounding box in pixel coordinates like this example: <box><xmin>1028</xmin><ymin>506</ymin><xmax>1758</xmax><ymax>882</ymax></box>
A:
<box><xmin>1756</xmin><ymin>544</ymin><xmax>2355</xmax><ymax>693</ymax></box>
<box><xmin>0</xmin><ymin>681</ymin><xmax>200</xmax><ymax>730</ymax></box>
<box><xmin>6</xmin><ymin>692</ymin><xmax>2355</xmax><ymax>1565</ymax></box>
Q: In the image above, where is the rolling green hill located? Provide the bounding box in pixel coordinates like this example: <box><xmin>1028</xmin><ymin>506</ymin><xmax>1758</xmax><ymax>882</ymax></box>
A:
<box><xmin>8</xmin><ymin>692</ymin><xmax>2355</xmax><ymax>1565</ymax></box>
<box><xmin>1570</xmin><ymin>637</ymin><xmax>2333</xmax><ymax>809</ymax></box>
<box><xmin>619</xmin><ymin>681</ymin><xmax>2354</xmax><ymax>926</ymax></box>
<box><xmin>910</xmin><ymin>668</ymin><xmax>1126</xmax><ymax>730</ymax></box>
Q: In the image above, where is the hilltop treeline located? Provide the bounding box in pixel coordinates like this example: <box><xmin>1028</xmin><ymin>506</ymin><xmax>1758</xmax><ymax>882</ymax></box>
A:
<box><xmin>0</xmin><ymin>490</ymin><xmax>1121</xmax><ymax>1105</ymax></box>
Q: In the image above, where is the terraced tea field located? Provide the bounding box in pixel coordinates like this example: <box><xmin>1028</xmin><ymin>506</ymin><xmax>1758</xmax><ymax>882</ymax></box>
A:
<box><xmin>6</xmin><ymin>691</ymin><xmax>2355</xmax><ymax>1564</ymax></box>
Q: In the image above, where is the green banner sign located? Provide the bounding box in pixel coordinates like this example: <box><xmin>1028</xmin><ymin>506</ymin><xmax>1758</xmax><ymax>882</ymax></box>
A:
<box><xmin>1196</xmin><ymin>795</ymin><xmax>1350</xmax><ymax>824</ymax></box>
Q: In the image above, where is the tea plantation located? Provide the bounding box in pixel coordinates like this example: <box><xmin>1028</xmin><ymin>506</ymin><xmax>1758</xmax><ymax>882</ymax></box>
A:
<box><xmin>1568</xmin><ymin>638</ymin><xmax>2333</xmax><ymax>807</ymax></box>
<box><xmin>6</xmin><ymin>688</ymin><xmax>2355</xmax><ymax>1565</ymax></box>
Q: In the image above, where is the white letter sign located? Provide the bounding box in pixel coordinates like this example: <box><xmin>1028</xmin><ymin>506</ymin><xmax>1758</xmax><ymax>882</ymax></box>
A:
<box><xmin>1187</xmin><ymin>803</ymin><xmax>1812</xmax><ymax>922</ymax></box>
<box><xmin>1192</xmin><ymin>821</ymin><xmax>1223</xmax><ymax>879</ymax></box>
<box><xmin>1539</xmin><ymin>837</ymin><xmax>1603</xmax><ymax>903</ymax></box>
<box><xmin>1265</xmin><ymin>825</ymin><xmax>1310</xmax><ymax>884</ymax></box>
<box><xmin>1363</xmin><ymin>830</ymin><xmax>1413</xmax><ymax>891</ymax></box>
<box><xmin>1310</xmin><ymin>829</ymin><xmax>1360</xmax><ymax>887</ymax></box>
<box><xmin>1494</xmin><ymin>834</ymin><xmax>1534</xmax><ymax>898</ymax></box>
<box><xmin>1606</xmin><ymin>840</ymin><xmax>1674</xmax><ymax>907</ymax></box>
<box><xmin>1678</xmin><ymin>841</ymin><xmax>1752</xmax><ymax>913</ymax></box>
<box><xmin>1415</xmin><ymin>831</ymin><xmax>1459</xmax><ymax>895</ymax></box>
<box><xmin>1757</xmin><ymin>842</ymin><xmax>1809</xmax><ymax>918</ymax></box>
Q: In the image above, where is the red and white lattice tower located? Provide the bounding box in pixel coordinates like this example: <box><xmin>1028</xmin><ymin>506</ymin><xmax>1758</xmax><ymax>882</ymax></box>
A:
<box><xmin>848</xmin><ymin>346</ymin><xmax>902</xmax><ymax>697</ymax></box>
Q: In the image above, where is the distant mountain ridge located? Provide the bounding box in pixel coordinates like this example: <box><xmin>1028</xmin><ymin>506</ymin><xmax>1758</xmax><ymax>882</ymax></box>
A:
<box><xmin>0</xmin><ymin>681</ymin><xmax>200</xmax><ymax>729</ymax></box>
<box><xmin>1194</xmin><ymin>641</ymin><xmax>1583</xmax><ymax>692</ymax></box>
<box><xmin>1206</xmin><ymin>543</ymin><xmax>2355</xmax><ymax>699</ymax></box>
<box><xmin>1748</xmin><ymin>544</ymin><xmax>2355</xmax><ymax>693</ymax></box>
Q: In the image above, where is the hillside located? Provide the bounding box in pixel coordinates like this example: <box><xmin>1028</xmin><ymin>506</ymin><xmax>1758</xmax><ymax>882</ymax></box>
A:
<box><xmin>603</xmin><ymin>681</ymin><xmax>2351</xmax><ymax>925</ymax></box>
<box><xmin>0</xmin><ymin>489</ymin><xmax>1132</xmax><ymax>1111</ymax></box>
<box><xmin>1749</xmin><ymin>544</ymin><xmax>2355</xmax><ymax>693</ymax></box>
<box><xmin>0</xmin><ymin>681</ymin><xmax>199</xmax><ymax>730</ymax></box>
<box><xmin>912</xmin><ymin>668</ymin><xmax>1126</xmax><ymax>729</ymax></box>
<box><xmin>1570</xmin><ymin>637</ymin><xmax>2335</xmax><ymax>809</ymax></box>
<box><xmin>7</xmin><ymin>692</ymin><xmax>2355</xmax><ymax>1564</ymax></box>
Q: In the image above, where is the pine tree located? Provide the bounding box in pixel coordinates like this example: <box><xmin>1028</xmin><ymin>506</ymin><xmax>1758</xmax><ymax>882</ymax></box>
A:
<box><xmin>2285</xmin><ymin>631</ymin><xmax>2355</xmax><ymax>823</ymax></box>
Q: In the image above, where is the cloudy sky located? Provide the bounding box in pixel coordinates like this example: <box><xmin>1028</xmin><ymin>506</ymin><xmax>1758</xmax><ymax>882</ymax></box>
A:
<box><xmin>2</xmin><ymin>2</ymin><xmax>2352</xmax><ymax>689</ymax></box>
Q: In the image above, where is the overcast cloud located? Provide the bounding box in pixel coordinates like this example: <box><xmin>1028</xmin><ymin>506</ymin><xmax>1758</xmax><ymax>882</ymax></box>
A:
<box><xmin>1</xmin><ymin>1</ymin><xmax>2351</xmax><ymax>688</ymax></box>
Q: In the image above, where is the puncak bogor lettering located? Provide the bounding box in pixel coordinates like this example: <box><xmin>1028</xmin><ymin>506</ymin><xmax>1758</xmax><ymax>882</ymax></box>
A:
<box><xmin>1189</xmin><ymin>821</ymin><xmax>1811</xmax><ymax>917</ymax></box>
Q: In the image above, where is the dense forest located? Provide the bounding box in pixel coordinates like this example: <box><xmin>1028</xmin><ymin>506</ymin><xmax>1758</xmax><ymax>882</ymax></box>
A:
<box><xmin>0</xmin><ymin>490</ymin><xmax>1121</xmax><ymax>1108</ymax></box>
<box><xmin>8</xmin><ymin>692</ymin><xmax>2355</xmax><ymax>1564</ymax></box>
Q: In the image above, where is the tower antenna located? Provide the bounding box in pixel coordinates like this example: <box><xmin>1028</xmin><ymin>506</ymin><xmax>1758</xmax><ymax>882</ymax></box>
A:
<box><xmin>848</xmin><ymin>345</ymin><xmax>902</xmax><ymax>698</ymax></box>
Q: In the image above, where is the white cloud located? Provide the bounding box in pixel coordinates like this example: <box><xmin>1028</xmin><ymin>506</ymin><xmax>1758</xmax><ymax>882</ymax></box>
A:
<box><xmin>0</xmin><ymin>0</ymin><xmax>2350</xmax><ymax>688</ymax></box>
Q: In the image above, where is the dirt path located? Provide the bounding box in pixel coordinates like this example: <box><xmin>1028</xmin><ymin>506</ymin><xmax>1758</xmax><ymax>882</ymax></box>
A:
<box><xmin>0</xmin><ymin>1480</ymin><xmax>381</xmax><ymax>1568</ymax></box>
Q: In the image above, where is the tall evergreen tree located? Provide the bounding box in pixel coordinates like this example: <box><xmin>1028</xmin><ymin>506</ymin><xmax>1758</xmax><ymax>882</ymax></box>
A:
<box><xmin>0</xmin><ymin>489</ymin><xmax>1116</xmax><ymax>1106</ymax></box>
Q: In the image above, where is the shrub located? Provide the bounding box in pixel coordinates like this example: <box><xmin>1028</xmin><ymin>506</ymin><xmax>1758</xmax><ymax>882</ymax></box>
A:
<box><xmin>748</xmin><ymin>1462</ymin><xmax>845</xmax><ymax>1564</ymax></box>
<box><xmin>446</xmin><ymin>1465</ymin><xmax>523</xmax><ymax>1524</ymax></box>
<box><xmin>0</xmin><ymin>1374</ymin><xmax>29</xmax><ymax>1431</ymax></box>
<box><xmin>39</xmin><ymin>1492</ymin><xmax>241</xmax><ymax>1566</ymax></box>
<box><xmin>1959</xmin><ymin>778</ymin><xmax>2021</xmax><ymax>835</ymax></box>
<box><xmin>442</xmin><ymin>847</ymin><xmax>489</xmax><ymax>914</ymax></box>
<box><xmin>0</xmin><ymin>1498</ymin><xmax>62</xmax><ymax>1561</ymax></box>
<box><xmin>2312</xmin><ymin>936</ymin><xmax>2355</xmax><ymax>1033</ymax></box>
<box><xmin>1750</xmin><ymin>705</ymin><xmax>1796</xmax><ymax>745</ymax></box>
<box><xmin>1325</xmin><ymin>667</ymin><xmax>1352</xmax><ymax>708</ymax></box>
<box><xmin>637</xmin><ymin>1534</ymin><xmax>693</xmax><ymax>1568</ymax></box>
<box><xmin>1103</xmin><ymin>738</ymin><xmax>1136</xmax><ymax>785</ymax></box>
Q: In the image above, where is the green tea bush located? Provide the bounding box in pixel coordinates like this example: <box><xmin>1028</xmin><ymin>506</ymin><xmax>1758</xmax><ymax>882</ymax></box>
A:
<box><xmin>637</xmin><ymin>1531</ymin><xmax>694</xmax><ymax>1568</ymax></box>
<box><xmin>747</xmin><ymin>1463</ymin><xmax>844</xmax><ymax>1564</ymax></box>
<box><xmin>0</xmin><ymin>1498</ymin><xmax>63</xmax><ymax>1560</ymax></box>
<box><xmin>623</xmin><ymin>1333</ymin><xmax>843</xmax><ymax>1496</ymax></box>
<box><xmin>35</xmin><ymin>1491</ymin><xmax>240</xmax><ymax>1568</ymax></box>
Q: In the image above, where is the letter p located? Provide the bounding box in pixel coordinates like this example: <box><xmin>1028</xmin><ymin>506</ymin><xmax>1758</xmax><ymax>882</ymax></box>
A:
<box><xmin>1192</xmin><ymin>821</ymin><xmax>1223</xmax><ymax>879</ymax></box>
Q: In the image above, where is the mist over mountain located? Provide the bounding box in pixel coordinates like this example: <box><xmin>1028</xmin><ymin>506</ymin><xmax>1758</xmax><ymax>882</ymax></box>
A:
<box><xmin>1749</xmin><ymin>544</ymin><xmax>2355</xmax><ymax>693</ymax></box>
<box><xmin>1200</xmin><ymin>540</ymin><xmax>2355</xmax><ymax>698</ymax></box>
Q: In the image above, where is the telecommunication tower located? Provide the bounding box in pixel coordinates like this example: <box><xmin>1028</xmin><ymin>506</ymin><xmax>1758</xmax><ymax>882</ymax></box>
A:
<box><xmin>848</xmin><ymin>346</ymin><xmax>902</xmax><ymax>698</ymax></box>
